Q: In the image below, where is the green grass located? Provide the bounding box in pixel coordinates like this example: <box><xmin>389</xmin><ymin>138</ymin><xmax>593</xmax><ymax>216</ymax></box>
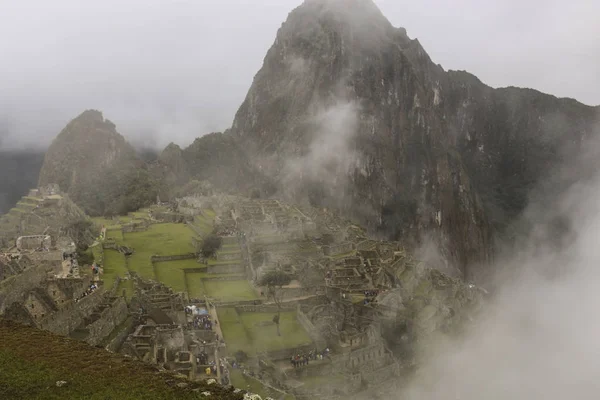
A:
<box><xmin>192</xmin><ymin>215</ymin><xmax>213</xmax><ymax>236</ymax></box>
<box><xmin>158</xmin><ymin>259</ymin><xmax>205</xmax><ymax>271</ymax></box>
<box><xmin>154</xmin><ymin>259</ymin><xmax>207</xmax><ymax>295</ymax></box>
<box><xmin>219</xmin><ymin>308</ymin><xmax>311</xmax><ymax>356</ymax></box>
<box><xmin>106</xmin><ymin>228</ymin><xmax>124</xmax><ymax>242</ymax></box>
<box><xmin>90</xmin><ymin>244</ymin><xmax>103</xmax><ymax>263</ymax></box>
<box><xmin>203</xmin><ymin>281</ymin><xmax>257</xmax><ymax>302</ymax></box>
<box><xmin>102</xmin><ymin>250</ymin><xmax>128</xmax><ymax>291</ymax></box>
<box><xmin>22</xmin><ymin>196</ymin><xmax>43</xmax><ymax>204</ymax></box>
<box><xmin>154</xmin><ymin>265</ymin><xmax>187</xmax><ymax>294</ymax></box>
<box><xmin>203</xmin><ymin>209</ymin><xmax>217</xmax><ymax>219</ymax></box>
<box><xmin>331</xmin><ymin>250</ymin><xmax>357</xmax><ymax>260</ymax></box>
<box><xmin>186</xmin><ymin>273</ymin><xmax>206</xmax><ymax>298</ymax></box>
<box><xmin>0</xmin><ymin>320</ymin><xmax>244</xmax><ymax>400</ymax></box>
<box><xmin>16</xmin><ymin>202</ymin><xmax>36</xmax><ymax>210</ymax></box>
<box><xmin>91</xmin><ymin>217</ymin><xmax>121</xmax><ymax>230</ymax></box>
<box><xmin>123</xmin><ymin>224</ymin><xmax>196</xmax><ymax>279</ymax></box>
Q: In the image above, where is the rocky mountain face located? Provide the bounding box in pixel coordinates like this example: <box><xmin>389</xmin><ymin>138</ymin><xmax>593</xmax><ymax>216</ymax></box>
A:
<box><xmin>38</xmin><ymin>110</ymin><xmax>159</xmax><ymax>216</ymax></box>
<box><xmin>229</xmin><ymin>0</ymin><xmax>600</xmax><ymax>281</ymax></box>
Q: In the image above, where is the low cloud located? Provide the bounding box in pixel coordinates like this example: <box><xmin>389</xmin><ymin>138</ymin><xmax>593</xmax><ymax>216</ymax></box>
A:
<box><xmin>281</xmin><ymin>100</ymin><xmax>361</xmax><ymax>207</ymax></box>
<box><xmin>395</xmin><ymin>125</ymin><xmax>600</xmax><ymax>400</ymax></box>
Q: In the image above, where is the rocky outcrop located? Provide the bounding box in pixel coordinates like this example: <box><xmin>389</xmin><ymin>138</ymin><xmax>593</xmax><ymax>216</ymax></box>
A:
<box><xmin>38</xmin><ymin>110</ymin><xmax>159</xmax><ymax>216</ymax></box>
<box><xmin>229</xmin><ymin>0</ymin><xmax>600</xmax><ymax>280</ymax></box>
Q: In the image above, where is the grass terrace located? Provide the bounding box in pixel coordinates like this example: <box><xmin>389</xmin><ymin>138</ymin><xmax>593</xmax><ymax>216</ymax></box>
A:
<box><xmin>106</xmin><ymin>228</ymin><xmax>123</xmax><ymax>242</ymax></box>
<box><xmin>192</xmin><ymin>215</ymin><xmax>213</xmax><ymax>237</ymax></box>
<box><xmin>123</xmin><ymin>223</ymin><xmax>196</xmax><ymax>279</ymax></box>
<box><xmin>219</xmin><ymin>308</ymin><xmax>312</xmax><ymax>356</ymax></box>
<box><xmin>205</xmin><ymin>280</ymin><xmax>257</xmax><ymax>302</ymax></box>
<box><xmin>102</xmin><ymin>250</ymin><xmax>128</xmax><ymax>291</ymax></box>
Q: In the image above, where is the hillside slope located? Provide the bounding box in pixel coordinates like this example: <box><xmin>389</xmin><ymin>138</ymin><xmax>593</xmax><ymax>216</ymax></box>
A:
<box><xmin>0</xmin><ymin>319</ymin><xmax>243</xmax><ymax>400</ymax></box>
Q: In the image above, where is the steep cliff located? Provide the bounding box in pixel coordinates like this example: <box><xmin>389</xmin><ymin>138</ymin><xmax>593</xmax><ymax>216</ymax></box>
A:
<box><xmin>230</xmin><ymin>0</ymin><xmax>600</xmax><ymax>280</ymax></box>
<box><xmin>38</xmin><ymin>110</ymin><xmax>159</xmax><ymax>216</ymax></box>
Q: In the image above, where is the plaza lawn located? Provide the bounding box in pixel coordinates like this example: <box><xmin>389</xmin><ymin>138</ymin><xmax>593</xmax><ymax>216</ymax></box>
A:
<box><xmin>106</xmin><ymin>228</ymin><xmax>124</xmax><ymax>242</ymax></box>
<box><xmin>123</xmin><ymin>223</ymin><xmax>196</xmax><ymax>279</ymax></box>
<box><xmin>185</xmin><ymin>272</ymin><xmax>206</xmax><ymax>298</ymax></box>
<box><xmin>154</xmin><ymin>264</ymin><xmax>187</xmax><ymax>294</ymax></box>
<box><xmin>203</xmin><ymin>280</ymin><xmax>257</xmax><ymax>302</ymax></box>
<box><xmin>154</xmin><ymin>259</ymin><xmax>206</xmax><ymax>294</ymax></box>
<box><xmin>102</xmin><ymin>250</ymin><xmax>128</xmax><ymax>291</ymax></box>
<box><xmin>158</xmin><ymin>259</ymin><xmax>205</xmax><ymax>271</ymax></box>
<box><xmin>219</xmin><ymin>308</ymin><xmax>312</xmax><ymax>356</ymax></box>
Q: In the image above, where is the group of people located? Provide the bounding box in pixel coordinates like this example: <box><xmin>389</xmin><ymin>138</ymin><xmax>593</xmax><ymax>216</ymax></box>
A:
<box><xmin>289</xmin><ymin>348</ymin><xmax>330</xmax><ymax>368</ymax></box>
<box><xmin>74</xmin><ymin>283</ymin><xmax>98</xmax><ymax>302</ymax></box>
<box><xmin>202</xmin><ymin>357</ymin><xmax>230</xmax><ymax>385</ymax></box>
<box><xmin>192</xmin><ymin>314</ymin><xmax>213</xmax><ymax>330</ymax></box>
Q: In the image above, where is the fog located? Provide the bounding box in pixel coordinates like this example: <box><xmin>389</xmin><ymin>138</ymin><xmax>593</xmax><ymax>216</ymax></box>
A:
<box><xmin>1</xmin><ymin>0</ymin><xmax>599</xmax><ymax>150</ymax></box>
<box><xmin>395</xmin><ymin>126</ymin><xmax>600</xmax><ymax>399</ymax></box>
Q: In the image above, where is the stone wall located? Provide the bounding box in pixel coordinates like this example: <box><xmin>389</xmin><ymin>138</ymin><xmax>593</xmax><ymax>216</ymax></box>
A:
<box><xmin>85</xmin><ymin>296</ymin><xmax>129</xmax><ymax>346</ymax></box>
<box><xmin>106</xmin><ymin>316</ymin><xmax>136</xmax><ymax>352</ymax></box>
<box><xmin>323</xmin><ymin>242</ymin><xmax>354</xmax><ymax>256</ymax></box>
<box><xmin>187</xmin><ymin>223</ymin><xmax>208</xmax><ymax>238</ymax></box>
<box><xmin>122</xmin><ymin>225</ymin><xmax>149</xmax><ymax>233</ymax></box>
<box><xmin>216</xmin><ymin>252</ymin><xmax>241</xmax><ymax>262</ymax></box>
<box><xmin>296</xmin><ymin>306</ymin><xmax>327</xmax><ymax>349</ymax></box>
<box><xmin>151</xmin><ymin>212</ymin><xmax>185</xmax><ymax>223</ymax></box>
<box><xmin>279</xmin><ymin>286</ymin><xmax>319</xmax><ymax>300</ymax></box>
<box><xmin>0</xmin><ymin>261</ymin><xmax>61</xmax><ymax>314</ymax></box>
<box><xmin>38</xmin><ymin>288</ymin><xmax>106</xmax><ymax>336</ymax></box>
<box><xmin>266</xmin><ymin>342</ymin><xmax>314</xmax><ymax>361</ymax></box>
<box><xmin>234</xmin><ymin>303</ymin><xmax>295</xmax><ymax>314</ymax></box>
<box><xmin>202</xmin><ymin>276</ymin><xmax>245</xmax><ymax>282</ymax></box>
<box><xmin>16</xmin><ymin>235</ymin><xmax>52</xmax><ymax>251</ymax></box>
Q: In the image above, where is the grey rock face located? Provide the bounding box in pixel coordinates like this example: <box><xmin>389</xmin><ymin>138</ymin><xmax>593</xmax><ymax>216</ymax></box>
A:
<box><xmin>228</xmin><ymin>0</ymin><xmax>599</xmax><ymax>280</ymax></box>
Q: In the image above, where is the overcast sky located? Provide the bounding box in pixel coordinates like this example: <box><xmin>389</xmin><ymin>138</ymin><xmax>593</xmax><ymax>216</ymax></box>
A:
<box><xmin>1</xmin><ymin>0</ymin><xmax>598</xmax><ymax>150</ymax></box>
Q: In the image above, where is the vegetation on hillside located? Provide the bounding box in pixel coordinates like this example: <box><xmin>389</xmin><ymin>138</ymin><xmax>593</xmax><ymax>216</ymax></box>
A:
<box><xmin>73</xmin><ymin>166</ymin><xmax>161</xmax><ymax>217</ymax></box>
<box><xmin>0</xmin><ymin>320</ymin><xmax>243</xmax><ymax>400</ymax></box>
<box><xmin>201</xmin><ymin>234</ymin><xmax>223</xmax><ymax>258</ymax></box>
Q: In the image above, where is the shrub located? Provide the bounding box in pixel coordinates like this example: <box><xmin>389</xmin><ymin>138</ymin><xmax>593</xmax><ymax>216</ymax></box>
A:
<box><xmin>201</xmin><ymin>234</ymin><xmax>222</xmax><ymax>258</ymax></box>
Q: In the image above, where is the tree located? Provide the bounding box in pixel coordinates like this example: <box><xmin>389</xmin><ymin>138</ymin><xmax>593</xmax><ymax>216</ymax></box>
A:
<box><xmin>258</xmin><ymin>270</ymin><xmax>292</xmax><ymax>336</ymax></box>
<box><xmin>201</xmin><ymin>234</ymin><xmax>223</xmax><ymax>258</ymax></box>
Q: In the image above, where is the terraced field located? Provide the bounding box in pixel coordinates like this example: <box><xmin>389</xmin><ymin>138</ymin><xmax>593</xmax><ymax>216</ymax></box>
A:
<box><xmin>218</xmin><ymin>308</ymin><xmax>311</xmax><ymax>356</ymax></box>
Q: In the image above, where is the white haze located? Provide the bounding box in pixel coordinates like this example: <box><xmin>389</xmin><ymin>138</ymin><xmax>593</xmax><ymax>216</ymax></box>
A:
<box><xmin>395</xmin><ymin>130</ymin><xmax>600</xmax><ymax>399</ymax></box>
<box><xmin>1</xmin><ymin>0</ymin><xmax>599</xmax><ymax>150</ymax></box>
<box><xmin>283</xmin><ymin>101</ymin><xmax>360</xmax><ymax>197</ymax></box>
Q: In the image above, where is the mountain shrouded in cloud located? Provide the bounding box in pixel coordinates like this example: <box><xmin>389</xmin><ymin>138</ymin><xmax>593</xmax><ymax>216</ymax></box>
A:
<box><xmin>229</xmin><ymin>0</ymin><xmax>600</xmax><ymax>280</ymax></box>
<box><xmin>38</xmin><ymin>110</ymin><xmax>160</xmax><ymax>216</ymax></box>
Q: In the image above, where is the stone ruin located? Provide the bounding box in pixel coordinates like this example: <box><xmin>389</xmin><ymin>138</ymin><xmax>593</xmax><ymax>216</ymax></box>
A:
<box><xmin>120</xmin><ymin>276</ymin><xmax>224</xmax><ymax>383</ymax></box>
<box><xmin>16</xmin><ymin>235</ymin><xmax>52</xmax><ymax>251</ymax></box>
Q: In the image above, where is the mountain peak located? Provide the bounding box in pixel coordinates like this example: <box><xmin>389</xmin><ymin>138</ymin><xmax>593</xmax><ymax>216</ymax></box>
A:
<box><xmin>271</xmin><ymin>0</ymin><xmax>411</xmax><ymax>66</ymax></box>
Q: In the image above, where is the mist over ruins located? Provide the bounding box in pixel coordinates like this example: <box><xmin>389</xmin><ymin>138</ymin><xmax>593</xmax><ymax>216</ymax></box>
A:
<box><xmin>1</xmin><ymin>0</ymin><xmax>599</xmax><ymax>399</ymax></box>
